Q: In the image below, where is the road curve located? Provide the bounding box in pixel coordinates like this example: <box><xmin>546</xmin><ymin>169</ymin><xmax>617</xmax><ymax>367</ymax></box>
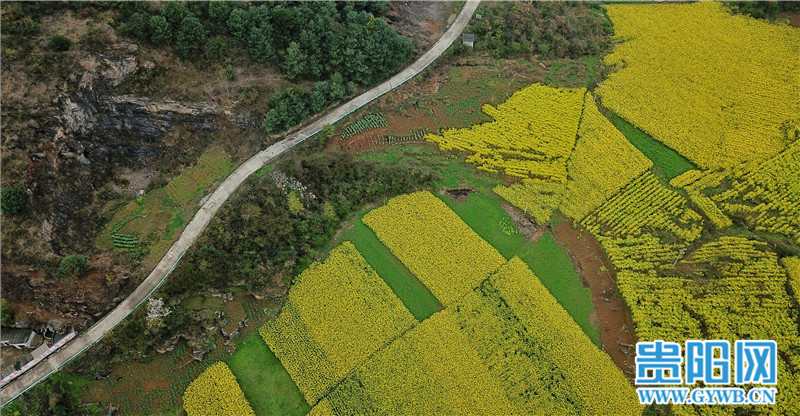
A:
<box><xmin>1</xmin><ymin>0</ymin><xmax>480</xmax><ymax>406</ymax></box>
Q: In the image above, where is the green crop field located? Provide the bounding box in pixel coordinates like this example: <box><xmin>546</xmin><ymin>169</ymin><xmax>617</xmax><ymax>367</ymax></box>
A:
<box><xmin>604</xmin><ymin>111</ymin><xmax>696</xmax><ymax>180</ymax></box>
<box><xmin>516</xmin><ymin>232</ymin><xmax>600</xmax><ymax>346</ymax></box>
<box><xmin>227</xmin><ymin>334</ymin><xmax>310</xmax><ymax>416</ymax></box>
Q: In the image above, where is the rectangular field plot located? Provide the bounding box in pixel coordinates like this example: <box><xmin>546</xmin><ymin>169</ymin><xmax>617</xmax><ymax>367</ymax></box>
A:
<box><xmin>340</xmin><ymin>219</ymin><xmax>442</xmax><ymax>321</ymax></box>
<box><xmin>481</xmin><ymin>257</ymin><xmax>641</xmax><ymax>415</ymax></box>
<box><xmin>312</xmin><ymin>257</ymin><xmax>640</xmax><ymax>415</ymax></box>
<box><xmin>362</xmin><ymin>191</ymin><xmax>507</xmax><ymax>304</ymax></box>
<box><xmin>318</xmin><ymin>311</ymin><xmax>515</xmax><ymax>415</ymax></box>
<box><xmin>259</xmin><ymin>242</ymin><xmax>415</xmax><ymax>404</ymax></box>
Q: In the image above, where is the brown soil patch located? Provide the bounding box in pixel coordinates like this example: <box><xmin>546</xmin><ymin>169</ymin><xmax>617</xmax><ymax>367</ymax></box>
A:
<box><xmin>501</xmin><ymin>201</ymin><xmax>545</xmax><ymax>241</ymax></box>
<box><xmin>439</xmin><ymin>186</ymin><xmax>477</xmax><ymax>201</ymax></box>
<box><xmin>334</xmin><ymin>106</ymin><xmax>446</xmax><ymax>153</ymax></box>
<box><xmin>777</xmin><ymin>12</ymin><xmax>800</xmax><ymax>28</ymax></box>
<box><xmin>386</xmin><ymin>1</ymin><xmax>456</xmax><ymax>54</ymax></box>
<box><xmin>551</xmin><ymin>221</ymin><xmax>637</xmax><ymax>382</ymax></box>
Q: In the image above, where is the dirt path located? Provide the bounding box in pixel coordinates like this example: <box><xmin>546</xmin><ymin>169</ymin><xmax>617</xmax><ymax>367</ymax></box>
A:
<box><xmin>551</xmin><ymin>221</ymin><xmax>637</xmax><ymax>382</ymax></box>
<box><xmin>0</xmin><ymin>0</ymin><xmax>482</xmax><ymax>406</ymax></box>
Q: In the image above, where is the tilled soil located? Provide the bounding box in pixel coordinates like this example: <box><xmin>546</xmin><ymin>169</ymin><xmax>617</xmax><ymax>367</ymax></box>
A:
<box><xmin>551</xmin><ymin>221</ymin><xmax>637</xmax><ymax>382</ymax></box>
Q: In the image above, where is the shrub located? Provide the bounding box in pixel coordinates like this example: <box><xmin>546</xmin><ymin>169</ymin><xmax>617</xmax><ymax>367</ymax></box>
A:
<box><xmin>126</xmin><ymin>12</ymin><xmax>151</xmax><ymax>41</ymax></box>
<box><xmin>1</xmin><ymin>186</ymin><xmax>27</xmax><ymax>215</ymax></box>
<box><xmin>149</xmin><ymin>15</ymin><xmax>172</xmax><ymax>45</ymax></box>
<box><xmin>55</xmin><ymin>254</ymin><xmax>90</xmax><ymax>280</ymax></box>
<box><xmin>1</xmin><ymin>299</ymin><xmax>14</xmax><ymax>327</ymax></box>
<box><xmin>319</xmin><ymin>124</ymin><xmax>335</xmax><ymax>144</ymax></box>
<box><xmin>48</xmin><ymin>34</ymin><xmax>70</xmax><ymax>51</ymax></box>
<box><xmin>174</xmin><ymin>15</ymin><xmax>206</xmax><ymax>58</ymax></box>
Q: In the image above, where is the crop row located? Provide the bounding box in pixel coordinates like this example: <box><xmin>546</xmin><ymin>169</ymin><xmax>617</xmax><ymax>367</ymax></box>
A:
<box><xmin>340</xmin><ymin>113</ymin><xmax>388</xmax><ymax>139</ymax></box>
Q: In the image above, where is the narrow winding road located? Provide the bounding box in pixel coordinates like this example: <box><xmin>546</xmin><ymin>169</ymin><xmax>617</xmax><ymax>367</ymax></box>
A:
<box><xmin>1</xmin><ymin>0</ymin><xmax>481</xmax><ymax>406</ymax></box>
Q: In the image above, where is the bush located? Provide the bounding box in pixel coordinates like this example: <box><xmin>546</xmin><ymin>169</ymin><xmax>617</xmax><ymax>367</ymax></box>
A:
<box><xmin>319</xmin><ymin>124</ymin><xmax>335</xmax><ymax>145</ymax></box>
<box><xmin>55</xmin><ymin>254</ymin><xmax>90</xmax><ymax>280</ymax></box>
<box><xmin>262</xmin><ymin>86</ymin><xmax>310</xmax><ymax>134</ymax></box>
<box><xmin>160</xmin><ymin>1</ymin><xmax>189</xmax><ymax>27</ymax></box>
<box><xmin>174</xmin><ymin>15</ymin><xmax>206</xmax><ymax>58</ymax></box>
<box><xmin>126</xmin><ymin>12</ymin><xmax>151</xmax><ymax>41</ymax></box>
<box><xmin>205</xmin><ymin>36</ymin><xmax>228</xmax><ymax>61</ymax></box>
<box><xmin>149</xmin><ymin>15</ymin><xmax>172</xmax><ymax>45</ymax></box>
<box><xmin>1</xmin><ymin>186</ymin><xmax>27</xmax><ymax>215</ymax></box>
<box><xmin>1</xmin><ymin>299</ymin><xmax>14</xmax><ymax>327</ymax></box>
<box><xmin>48</xmin><ymin>34</ymin><xmax>70</xmax><ymax>51</ymax></box>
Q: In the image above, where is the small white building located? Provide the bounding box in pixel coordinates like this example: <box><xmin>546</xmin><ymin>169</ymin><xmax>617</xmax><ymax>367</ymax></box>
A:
<box><xmin>462</xmin><ymin>33</ymin><xmax>475</xmax><ymax>48</ymax></box>
<box><xmin>0</xmin><ymin>328</ymin><xmax>36</xmax><ymax>349</ymax></box>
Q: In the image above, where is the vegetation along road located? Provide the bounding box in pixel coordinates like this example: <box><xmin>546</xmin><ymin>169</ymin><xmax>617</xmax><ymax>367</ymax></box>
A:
<box><xmin>0</xmin><ymin>0</ymin><xmax>481</xmax><ymax>406</ymax></box>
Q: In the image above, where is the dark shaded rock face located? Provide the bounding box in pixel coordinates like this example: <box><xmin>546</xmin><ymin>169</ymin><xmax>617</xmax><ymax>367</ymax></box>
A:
<box><xmin>23</xmin><ymin>43</ymin><xmax>221</xmax><ymax>255</ymax></box>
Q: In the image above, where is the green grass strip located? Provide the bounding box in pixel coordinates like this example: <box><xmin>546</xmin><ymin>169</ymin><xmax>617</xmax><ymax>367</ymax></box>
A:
<box><xmin>341</xmin><ymin>219</ymin><xmax>442</xmax><ymax>321</ymax></box>
<box><xmin>604</xmin><ymin>111</ymin><xmax>696</xmax><ymax>180</ymax></box>
<box><xmin>226</xmin><ymin>333</ymin><xmax>310</xmax><ymax>416</ymax></box>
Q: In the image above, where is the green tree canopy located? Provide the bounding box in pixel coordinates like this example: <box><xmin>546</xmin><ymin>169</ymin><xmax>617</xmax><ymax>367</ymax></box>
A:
<box><xmin>1</xmin><ymin>186</ymin><xmax>27</xmax><ymax>215</ymax></box>
<box><xmin>149</xmin><ymin>15</ymin><xmax>172</xmax><ymax>45</ymax></box>
<box><xmin>55</xmin><ymin>254</ymin><xmax>90</xmax><ymax>280</ymax></box>
<box><xmin>174</xmin><ymin>15</ymin><xmax>206</xmax><ymax>58</ymax></box>
<box><xmin>160</xmin><ymin>1</ymin><xmax>189</xmax><ymax>27</ymax></box>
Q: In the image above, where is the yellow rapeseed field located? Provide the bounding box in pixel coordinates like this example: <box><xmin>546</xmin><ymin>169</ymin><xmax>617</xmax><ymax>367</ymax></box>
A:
<box><xmin>494</xmin><ymin>93</ymin><xmax>652</xmax><ymax>222</ymax></box>
<box><xmin>486</xmin><ymin>258</ymin><xmax>642</xmax><ymax>415</ymax></box>
<box><xmin>321</xmin><ymin>311</ymin><xmax>515</xmax><ymax>415</ymax></box>
<box><xmin>426</xmin><ymin>83</ymin><xmax>585</xmax><ymax>182</ymax></box>
<box><xmin>314</xmin><ymin>257</ymin><xmax>641</xmax><ymax>415</ymax></box>
<box><xmin>561</xmin><ymin>93</ymin><xmax>653</xmax><ymax>219</ymax></box>
<box><xmin>582</xmin><ymin>171</ymin><xmax>703</xmax><ymax>243</ymax></box>
<box><xmin>598</xmin><ymin>2</ymin><xmax>800</xmax><ymax>169</ymax></box>
<box><xmin>785</xmin><ymin>257</ymin><xmax>800</xmax><ymax>305</ymax></box>
<box><xmin>259</xmin><ymin>241</ymin><xmax>415</xmax><ymax>404</ymax></box>
<box><xmin>362</xmin><ymin>191</ymin><xmax>506</xmax><ymax>304</ymax></box>
<box><xmin>182</xmin><ymin>362</ymin><xmax>255</xmax><ymax>416</ymax></box>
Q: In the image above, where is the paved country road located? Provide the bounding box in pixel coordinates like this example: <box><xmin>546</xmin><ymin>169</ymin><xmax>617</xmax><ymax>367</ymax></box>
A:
<box><xmin>1</xmin><ymin>0</ymin><xmax>480</xmax><ymax>406</ymax></box>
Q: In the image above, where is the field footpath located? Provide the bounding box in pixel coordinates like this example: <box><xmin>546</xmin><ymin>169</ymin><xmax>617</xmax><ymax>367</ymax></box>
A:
<box><xmin>0</xmin><ymin>0</ymin><xmax>481</xmax><ymax>405</ymax></box>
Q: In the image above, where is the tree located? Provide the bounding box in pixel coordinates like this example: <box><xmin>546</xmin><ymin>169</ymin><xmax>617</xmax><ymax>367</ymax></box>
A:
<box><xmin>160</xmin><ymin>1</ymin><xmax>189</xmax><ymax>27</ymax></box>
<box><xmin>149</xmin><ymin>15</ymin><xmax>173</xmax><ymax>45</ymax></box>
<box><xmin>146</xmin><ymin>297</ymin><xmax>171</xmax><ymax>332</ymax></box>
<box><xmin>55</xmin><ymin>254</ymin><xmax>90</xmax><ymax>280</ymax></box>
<box><xmin>283</xmin><ymin>41</ymin><xmax>307</xmax><ymax>80</ymax></box>
<box><xmin>48</xmin><ymin>35</ymin><xmax>70</xmax><ymax>51</ymax></box>
<box><xmin>262</xmin><ymin>87</ymin><xmax>310</xmax><ymax>134</ymax></box>
<box><xmin>247</xmin><ymin>25</ymin><xmax>273</xmax><ymax>63</ymax></box>
<box><xmin>1</xmin><ymin>186</ymin><xmax>27</xmax><ymax>215</ymax></box>
<box><xmin>205</xmin><ymin>36</ymin><xmax>228</xmax><ymax>61</ymax></box>
<box><xmin>208</xmin><ymin>1</ymin><xmax>232</xmax><ymax>27</ymax></box>
<box><xmin>319</xmin><ymin>124</ymin><xmax>335</xmax><ymax>145</ymax></box>
<box><xmin>310</xmin><ymin>81</ymin><xmax>330</xmax><ymax>113</ymax></box>
<box><xmin>1</xmin><ymin>299</ymin><xmax>14</xmax><ymax>327</ymax></box>
<box><xmin>126</xmin><ymin>12</ymin><xmax>151</xmax><ymax>41</ymax></box>
<box><xmin>174</xmin><ymin>15</ymin><xmax>206</xmax><ymax>58</ymax></box>
<box><xmin>328</xmin><ymin>72</ymin><xmax>346</xmax><ymax>101</ymax></box>
<box><xmin>227</xmin><ymin>8</ymin><xmax>249</xmax><ymax>41</ymax></box>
